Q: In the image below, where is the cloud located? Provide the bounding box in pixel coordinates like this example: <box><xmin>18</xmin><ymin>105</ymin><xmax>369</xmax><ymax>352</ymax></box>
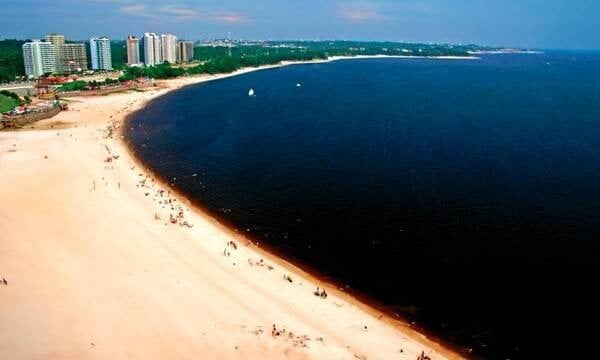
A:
<box><xmin>160</xmin><ymin>5</ymin><xmax>202</xmax><ymax>21</ymax></box>
<box><xmin>213</xmin><ymin>12</ymin><xmax>249</xmax><ymax>24</ymax></box>
<box><xmin>338</xmin><ymin>1</ymin><xmax>390</xmax><ymax>22</ymax></box>
<box><xmin>117</xmin><ymin>3</ymin><xmax>248</xmax><ymax>24</ymax></box>
<box><xmin>119</xmin><ymin>4</ymin><xmax>157</xmax><ymax>18</ymax></box>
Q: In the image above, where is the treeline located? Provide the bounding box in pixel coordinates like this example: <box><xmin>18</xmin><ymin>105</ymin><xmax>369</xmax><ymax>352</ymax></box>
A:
<box><xmin>56</xmin><ymin>78</ymin><xmax>124</xmax><ymax>92</ymax></box>
<box><xmin>0</xmin><ymin>39</ymin><xmax>26</xmax><ymax>83</ymax></box>
<box><xmin>108</xmin><ymin>41</ymin><xmax>128</xmax><ymax>69</ymax></box>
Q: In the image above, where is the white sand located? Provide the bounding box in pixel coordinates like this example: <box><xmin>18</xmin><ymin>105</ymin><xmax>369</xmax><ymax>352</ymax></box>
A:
<box><xmin>0</xmin><ymin>66</ymin><xmax>463</xmax><ymax>359</ymax></box>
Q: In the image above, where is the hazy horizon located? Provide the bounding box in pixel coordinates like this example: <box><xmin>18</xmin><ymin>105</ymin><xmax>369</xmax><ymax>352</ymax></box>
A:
<box><xmin>1</xmin><ymin>0</ymin><xmax>599</xmax><ymax>50</ymax></box>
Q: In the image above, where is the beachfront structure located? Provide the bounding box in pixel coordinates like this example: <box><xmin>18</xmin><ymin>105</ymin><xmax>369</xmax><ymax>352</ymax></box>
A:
<box><xmin>44</xmin><ymin>34</ymin><xmax>65</xmax><ymax>72</ymax></box>
<box><xmin>161</xmin><ymin>33</ymin><xmax>178</xmax><ymax>64</ymax></box>
<box><xmin>90</xmin><ymin>37</ymin><xmax>112</xmax><ymax>71</ymax></box>
<box><xmin>126</xmin><ymin>36</ymin><xmax>141</xmax><ymax>65</ymax></box>
<box><xmin>22</xmin><ymin>40</ymin><xmax>56</xmax><ymax>78</ymax></box>
<box><xmin>177</xmin><ymin>40</ymin><xmax>194</xmax><ymax>63</ymax></box>
<box><xmin>143</xmin><ymin>32</ymin><xmax>162</xmax><ymax>66</ymax></box>
<box><xmin>61</xmin><ymin>43</ymin><xmax>88</xmax><ymax>73</ymax></box>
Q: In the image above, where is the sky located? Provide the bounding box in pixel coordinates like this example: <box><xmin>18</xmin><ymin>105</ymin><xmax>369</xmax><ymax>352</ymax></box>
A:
<box><xmin>1</xmin><ymin>0</ymin><xmax>599</xmax><ymax>50</ymax></box>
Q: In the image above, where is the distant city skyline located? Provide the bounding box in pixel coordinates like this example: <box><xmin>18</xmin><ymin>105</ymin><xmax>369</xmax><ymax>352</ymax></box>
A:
<box><xmin>1</xmin><ymin>0</ymin><xmax>600</xmax><ymax>50</ymax></box>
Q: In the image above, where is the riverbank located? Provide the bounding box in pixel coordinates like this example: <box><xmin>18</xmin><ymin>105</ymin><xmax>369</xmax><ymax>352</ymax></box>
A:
<box><xmin>0</xmin><ymin>61</ymin><xmax>465</xmax><ymax>359</ymax></box>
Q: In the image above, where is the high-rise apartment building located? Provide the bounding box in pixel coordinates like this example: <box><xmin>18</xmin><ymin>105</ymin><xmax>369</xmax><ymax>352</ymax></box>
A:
<box><xmin>126</xmin><ymin>35</ymin><xmax>140</xmax><ymax>65</ymax></box>
<box><xmin>90</xmin><ymin>37</ymin><xmax>112</xmax><ymax>70</ymax></box>
<box><xmin>62</xmin><ymin>43</ymin><xmax>88</xmax><ymax>73</ymax></box>
<box><xmin>177</xmin><ymin>40</ymin><xmax>194</xmax><ymax>63</ymax></box>
<box><xmin>44</xmin><ymin>33</ymin><xmax>65</xmax><ymax>72</ymax></box>
<box><xmin>143</xmin><ymin>32</ymin><xmax>162</xmax><ymax>66</ymax></box>
<box><xmin>43</xmin><ymin>33</ymin><xmax>88</xmax><ymax>74</ymax></box>
<box><xmin>161</xmin><ymin>33</ymin><xmax>177</xmax><ymax>64</ymax></box>
<box><xmin>22</xmin><ymin>40</ymin><xmax>56</xmax><ymax>78</ymax></box>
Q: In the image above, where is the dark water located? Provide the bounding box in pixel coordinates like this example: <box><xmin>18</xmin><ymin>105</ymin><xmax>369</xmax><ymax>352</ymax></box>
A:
<box><xmin>128</xmin><ymin>53</ymin><xmax>600</xmax><ymax>359</ymax></box>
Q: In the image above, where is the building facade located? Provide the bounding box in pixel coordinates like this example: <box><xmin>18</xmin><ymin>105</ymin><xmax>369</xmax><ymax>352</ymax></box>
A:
<box><xmin>143</xmin><ymin>32</ymin><xmax>162</xmax><ymax>66</ymax></box>
<box><xmin>161</xmin><ymin>33</ymin><xmax>177</xmax><ymax>64</ymax></box>
<box><xmin>44</xmin><ymin>34</ymin><xmax>65</xmax><ymax>72</ymax></box>
<box><xmin>90</xmin><ymin>37</ymin><xmax>112</xmax><ymax>71</ymax></box>
<box><xmin>61</xmin><ymin>43</ymin><xmax>88</xmax><ymax>73</ymax></box>
<box><xmin>126</xmin><ymin>35</ymin><xmax>140</xmax><ymax>65</ymax></box>
<box><xmin>177</xmin><ymin>40</ymin><xmax>194</xmax><ymax>63</ymax></box>
<box><xmin>22</xmin><ymin>40</ymin><xmax>56</xmax><ymax>78</ymax></box>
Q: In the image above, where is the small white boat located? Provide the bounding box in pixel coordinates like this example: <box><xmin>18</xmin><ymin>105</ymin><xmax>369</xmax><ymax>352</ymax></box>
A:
<box><xmin>296</xmin><ymin>83</ymin><xmax>301</xmax><ymax>87</ymax></box>
<box><xmin>248</xmin><ymin>88</ymin><xmax>255</xmax><ymax>96</ymax></box>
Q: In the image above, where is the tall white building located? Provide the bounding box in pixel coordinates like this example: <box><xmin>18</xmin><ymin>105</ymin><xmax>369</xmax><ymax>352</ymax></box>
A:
<box><xmin>90</xmin><ymin>37</ymin><xmax>113</xmax><ymax>70</ymax></box>
<box><xmin>161</xmin><ymin>33</ymin><xmax>177</xmax><ymax>64</ymax></box>
<box><xmin>126</xmin><ymin>35</ymin><xmax>140</xmax><ymax>65</ymax></box>
<box><xmin>143</xmin><ymin>32</ymin><xmax>162</xmax><ymax>66</ymax></box>
<box><xmin>22</xmin><ymin>40</ymin><xmax>56</xmax><ymax>78</ymax></box>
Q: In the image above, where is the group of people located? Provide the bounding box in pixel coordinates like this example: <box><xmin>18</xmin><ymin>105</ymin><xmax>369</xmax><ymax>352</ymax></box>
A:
<box><xmin>271</xmin><ymin>324</ymin><xmax>311</xmax><ymax>348</ymax></box>
<box><xmin>313</xmin><ymin>286</ymin><xmax>328</xmax><ymax>299</ymax></box>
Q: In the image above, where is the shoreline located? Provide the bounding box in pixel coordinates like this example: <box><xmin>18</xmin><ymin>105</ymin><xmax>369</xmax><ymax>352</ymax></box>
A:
<box><xmin>122</xmin><ymin>58</ymin><xmax>471</xmax><ymax>356</ymax></box>
<box><xmin>1</xmin><ymin>58</ymin><xmax>465</xmax><ymax>359</ymax></box>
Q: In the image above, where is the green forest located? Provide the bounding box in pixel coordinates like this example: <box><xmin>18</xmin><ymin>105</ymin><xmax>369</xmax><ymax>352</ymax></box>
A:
<box><xmin>0</xmin><ymin>39</ymin><xmax>26</xmax><ymax>83</ymax></box>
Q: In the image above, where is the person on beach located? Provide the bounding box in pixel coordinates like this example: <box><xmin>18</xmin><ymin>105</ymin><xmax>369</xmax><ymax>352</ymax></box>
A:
<box><xmin>272</xmin><ymin>324</ymin><xmax>280</xmax><ymax>336</ymax></box>
<box><xmin>417</xmin><ymin>351</ymin><xmax>431</xmax><ymax>360</ymax></box>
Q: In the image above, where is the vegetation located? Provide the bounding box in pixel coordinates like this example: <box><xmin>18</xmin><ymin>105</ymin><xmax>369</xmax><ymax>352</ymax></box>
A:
<box><xmin>0</xmin><ymin>90</ymin><xmax>20</xmax><ymax>112</ymax></box>
<box><xmin>0</xmin><ymin>39</ymin><xmax>26</xmax><ymax>83</ymax></box>
<box><xmin>88</xmin><ymin>77</ymin><xmax>120</xmax><ymax>89</ymax></box>
<box><xmin>56</xmin><ymin>80</ymin><xmax>87</xmax><ymax>92</ymax></box>
<box><xmin>54</xmin><ymin>77</ymin><xmax>132</xmax><ymax>93</ymax></box>
<box><xmin>56</xmin><ymin>79</ymin><xmax>125</xmax><ymax>92</ymax></box>
<box><xmin>119</xmin><ymin>62</ymin><xmax>186</xmax><ymax>81</ymax></box>
<box><xmin>110</xmin><ymin>41</ymin><xmax>128</xmax><ymax>70</ymax></box>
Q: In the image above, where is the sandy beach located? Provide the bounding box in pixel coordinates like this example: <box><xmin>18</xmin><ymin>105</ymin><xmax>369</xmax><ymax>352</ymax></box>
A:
<box><xmin>0</xmin><ymin>64</ymin><xmax>464</xmax><ymax>359</ymax></box>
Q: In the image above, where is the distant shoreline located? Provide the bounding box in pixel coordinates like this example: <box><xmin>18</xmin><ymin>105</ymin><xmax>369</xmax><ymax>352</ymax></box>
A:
<box><xmin>328</xmin><ymin>54</ymin><xmax>479</xmax><ymax>61</ymax></box>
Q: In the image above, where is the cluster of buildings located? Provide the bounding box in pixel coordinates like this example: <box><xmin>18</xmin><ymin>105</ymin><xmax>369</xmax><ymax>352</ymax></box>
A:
<box><xmin>22</xmin><ymin>34</ymin><xmax>112</xmax><ymax>78</ymax></box>
<box><xmin>22</xmin><ymin>32</ymin><xmax>195</xmax><ymax>79</ymax></box>
<box><xmin>126</xmin><ymin>33</ymin><xmax>194</xmax><ymax>66</ymax></box>
<box><xmin>23</xmin><ymin>34</ymin><xmax>87</xmax><ymax>78</ymax></box>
